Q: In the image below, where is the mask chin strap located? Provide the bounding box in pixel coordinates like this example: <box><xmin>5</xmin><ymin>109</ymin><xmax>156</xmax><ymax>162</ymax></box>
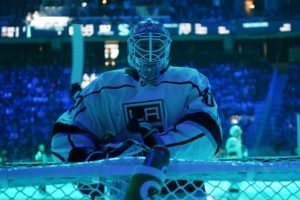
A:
<box><xmin>140</xmin><ymin>76</ymin><xmax>156</xmax><ymax>86</ymax></box>
<box><xmin>139</xmin><ymin>66</ymin><xmax>161</xmax><ymax>86</ymax></box>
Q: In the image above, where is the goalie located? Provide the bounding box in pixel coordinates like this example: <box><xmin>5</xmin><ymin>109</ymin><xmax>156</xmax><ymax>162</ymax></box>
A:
<box><xmin>51</xmin><ymin>18</ymin><xmax>222</xmax><ymax>199</ymax></box>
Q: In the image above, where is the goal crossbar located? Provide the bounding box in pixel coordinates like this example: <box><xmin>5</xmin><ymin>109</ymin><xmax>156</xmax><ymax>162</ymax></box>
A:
<box><xmin>1</xmin><ymin>156</ymin><xmax>300</xmax><ymax>188</ymax></box>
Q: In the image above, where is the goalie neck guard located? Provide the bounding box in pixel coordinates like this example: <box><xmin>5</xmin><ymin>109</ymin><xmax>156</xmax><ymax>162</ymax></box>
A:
<box><xmin>127</xmin><ymin>18</ymin><xmax>172</xmax><ymax>83</ymax></box>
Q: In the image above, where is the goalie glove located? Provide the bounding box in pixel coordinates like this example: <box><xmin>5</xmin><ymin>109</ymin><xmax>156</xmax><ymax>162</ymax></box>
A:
<box><xmin>138</xmin><ymin>122</ymin><xmax>165</xmax><ymax>148</ymax></box>
<box><xmin>116</xmin><ymin>119</ymin><xmax>164</xmax><ymax>148</ymax></box>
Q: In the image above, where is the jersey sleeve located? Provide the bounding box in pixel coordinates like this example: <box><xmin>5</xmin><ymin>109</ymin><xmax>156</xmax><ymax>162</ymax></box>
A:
<box><xmin>54</xmin><ymin>76</ymin><xmax>105</xmax><ymax>132</ymax></box>
<box><xmin>159</xmin><ymin>72</ymin><xmax>222</xmax><ymax>160</ymax></box>
<box><xmin>51</xmin><ymin>77</ymin><xmax>106</xmax><ymax>162</ymax></box>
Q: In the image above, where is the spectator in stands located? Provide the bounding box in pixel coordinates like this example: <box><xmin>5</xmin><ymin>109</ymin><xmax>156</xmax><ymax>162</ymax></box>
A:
<box><xmin>35</xmin><ymin>143</ymin><xmax>48</xmax><ymax>193</ymax></box>
<box><xmin>225</xmin><ymin>124</ymin><xmax>248</xmax><ymax>194</ymax></box>
<box><xmin>35</xmin><ymin>143</ymin><xmax>48</xmax><ymax>163</ymax></box>
<box><xmin>226</xmin><ymin>124</ymin><xmax>248</xmax><ymax>159</ymax></box>
<box><xmin>0</xmin><ymin>149</ymin><xmax>8</xmax><ymax>164</ymax></box>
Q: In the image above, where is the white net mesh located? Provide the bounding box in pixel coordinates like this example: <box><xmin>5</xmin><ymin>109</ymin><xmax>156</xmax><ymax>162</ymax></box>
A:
<box><xmin>1</xmin><ymin>157</ymin><xmax>300</xmax><ymax>200</ymax></box>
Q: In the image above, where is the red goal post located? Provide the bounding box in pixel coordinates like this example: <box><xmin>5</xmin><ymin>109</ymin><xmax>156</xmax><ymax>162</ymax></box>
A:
<box><xmin>1</xmin><ymin>157</ymin><xmax>300</xmax><ymax>199</ymax></box>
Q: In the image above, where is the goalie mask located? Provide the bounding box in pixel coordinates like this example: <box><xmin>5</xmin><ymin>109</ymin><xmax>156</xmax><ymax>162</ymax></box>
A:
<box><xmin>127</xmin><ymin>18</ymin><xmax>172</xmax><ymax>83</ymax></box>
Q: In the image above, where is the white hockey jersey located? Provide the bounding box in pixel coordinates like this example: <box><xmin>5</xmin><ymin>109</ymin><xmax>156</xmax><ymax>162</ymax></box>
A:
<box><xmin>52</xmin><ymin>66</ymin><xmax>222</xmax><ymax>161</ymax></box>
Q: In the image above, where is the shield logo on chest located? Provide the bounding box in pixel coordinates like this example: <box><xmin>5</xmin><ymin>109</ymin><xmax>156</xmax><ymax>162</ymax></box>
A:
<box><xmin>123</xmin><ymin>99</ymin><xmax>165</xmax><ymax>132</ymax></box>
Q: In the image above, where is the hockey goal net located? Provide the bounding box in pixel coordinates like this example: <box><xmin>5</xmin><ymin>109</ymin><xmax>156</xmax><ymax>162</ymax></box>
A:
<box><xmin>1</xmin><ymin>156</ymin><xmax>300</xmax><ymax>199</ymax></box>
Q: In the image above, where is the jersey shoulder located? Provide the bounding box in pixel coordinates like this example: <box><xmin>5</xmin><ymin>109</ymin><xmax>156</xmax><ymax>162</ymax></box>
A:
<box><xmin>165</xmin><ymin>66</ymin><xmax>209</xmax><ymax>86</ymax></box>
<box><xmin>97</xmin><ymin>69</ymin><xmax>130</xmax><ymax>85</ymax></box>
<box><xmin>82</xmin><ymin>69</ymin><xmax>133</xmax><ymax>94</ymax></box>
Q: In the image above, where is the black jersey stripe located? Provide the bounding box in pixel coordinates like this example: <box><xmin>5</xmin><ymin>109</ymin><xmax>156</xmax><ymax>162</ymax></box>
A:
<box><xmin>68</xmin><ymin>135</ymin><xmax>76</xmax><ymax>148</ymax></box>
<box><xmin>71</xmin><ymin>84</ymin><xmax>135</xmax><ymax>111</ymax></box>
<box><xmin>74</xmin><ymin>106</ymin><xmax>86</xmax><ymax>120</ymax></box>
<box><xmin>52</xmin><ymin>122</ymin><xmax>90</xmax><ymax>135</ymax></box>
<box><xmin>176</xmin><ymin>112</ymin><xmax>222</xmax><ymax>153</ymax></box>
<box><xmin>72</xmin><ymin>95</ymin><xmax>84</xmax><ymax>111</ymax></box>
<box><xmin>52</xmin><ymin>123</ymin><xmax>110</xmax><ymax>146</ymax></box>
<box><xmin>166</xmin><ymin>133</ymin><xmax>205</xmax><ymax>148</ymax></box>
<box><xmin>51</xmin><ymin>151</ymin><xmax>66</xmax><ymax>162</ymax></box>
<box><xmin>155</xmin><ymin>81</ymin><xmax>202</xmax><ymax>96</ymax></box>
<box><xmin>158</xmin><ymin>128</ymin><xmax>174</xmax><ymax>136</ymax></box>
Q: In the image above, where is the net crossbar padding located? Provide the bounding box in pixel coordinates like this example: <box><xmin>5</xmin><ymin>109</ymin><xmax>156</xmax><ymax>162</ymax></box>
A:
<box><xmin>1</xmin><ymin>156</ymin><xmax>300</xmax><ymax>199</ymax></box>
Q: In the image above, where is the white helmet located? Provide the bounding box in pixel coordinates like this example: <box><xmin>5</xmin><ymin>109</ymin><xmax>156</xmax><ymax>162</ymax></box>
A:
<box><xmin>127</xmin><ymin>18</ymin><xmax>172</xmax><ymax>83</ymax></box>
